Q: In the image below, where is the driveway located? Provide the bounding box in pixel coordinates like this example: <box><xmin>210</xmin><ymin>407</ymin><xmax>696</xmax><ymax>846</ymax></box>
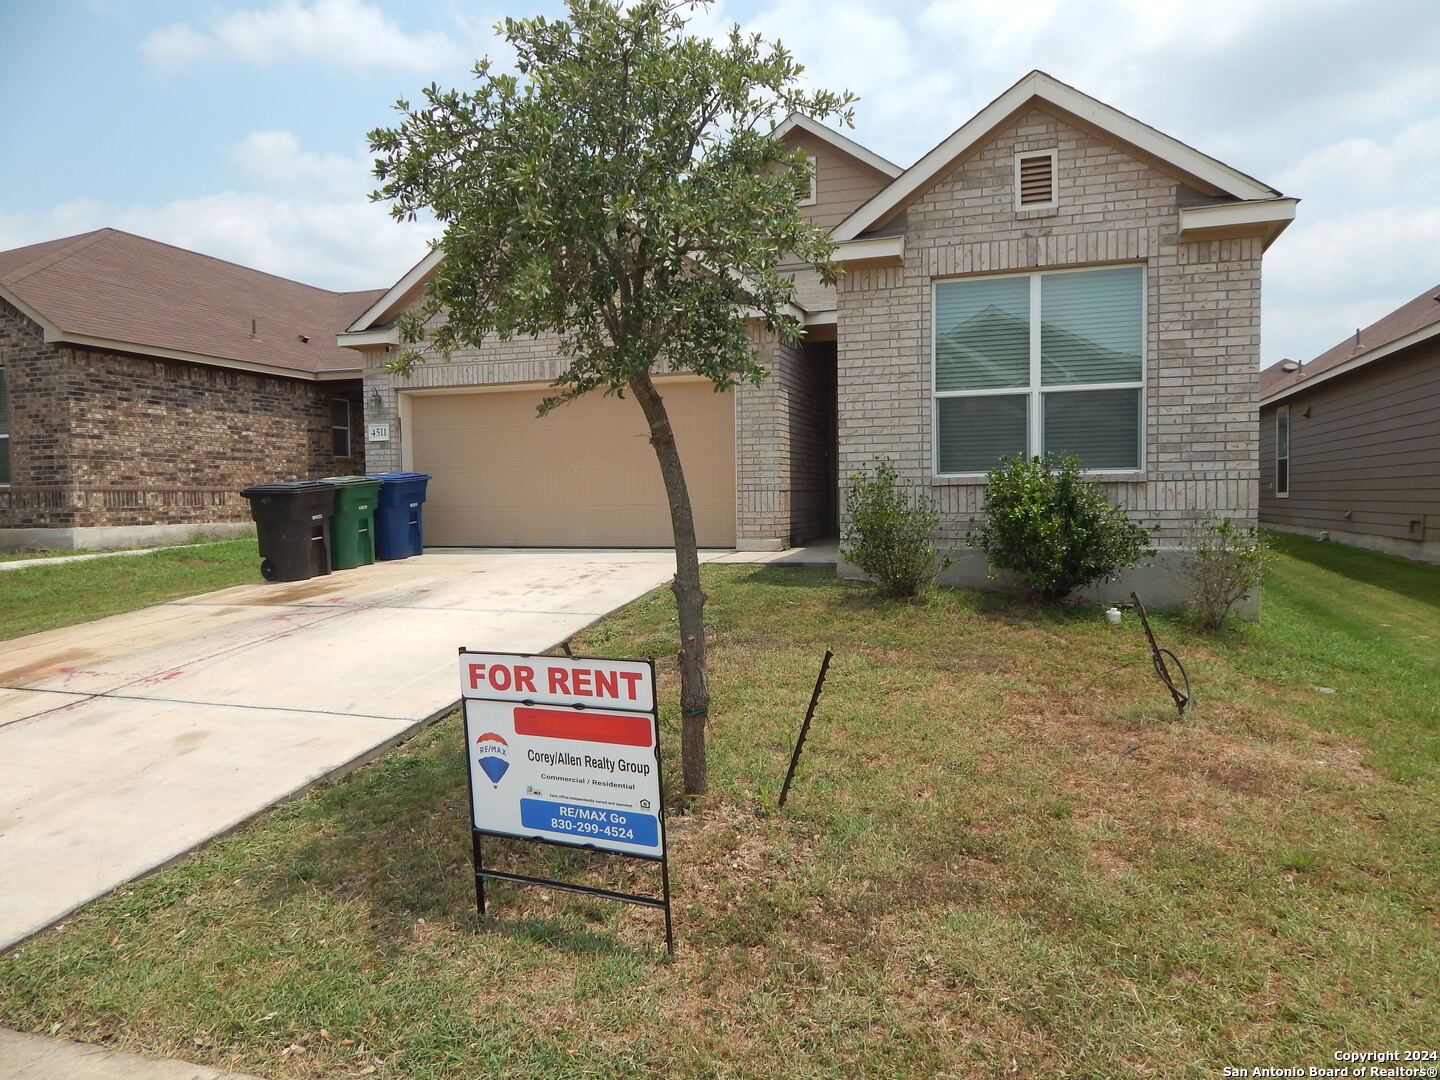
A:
<box><xmin>0</xmin><ymin>550</ymin><xmax>696</xmax><ymax>952</ymax></box>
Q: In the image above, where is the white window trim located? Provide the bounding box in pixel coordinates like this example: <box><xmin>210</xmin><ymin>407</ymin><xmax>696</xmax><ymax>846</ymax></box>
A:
<box><xmin>797</xmin><ymin>153</ymin><xmax>817</xmax><ymax>206</ymax></box>
<box><xmin>931</xmin><ymin>264</ymin><xmax>1147</xmax><ymax>479</ymax></box>
<box><xmin>1275</xmin><ymin>404</ymin><xmax>1290</xmax><ymax>498</ymax></box>
<box><xmin>331</xmin><ymin>397</ymin><xmax>352</xmax><ymax>458</ymax></box>
<box><xmin>1014</xmin><ymin>148</ymin><xmax>1058</xmax><ymax>212</ymax></box>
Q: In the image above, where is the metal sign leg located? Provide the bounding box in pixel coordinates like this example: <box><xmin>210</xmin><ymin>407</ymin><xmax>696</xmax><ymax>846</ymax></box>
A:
<box><xmin>472</xmin><ymin>830</ymin><xmax>486</xmax><ymax>916</ymax></box>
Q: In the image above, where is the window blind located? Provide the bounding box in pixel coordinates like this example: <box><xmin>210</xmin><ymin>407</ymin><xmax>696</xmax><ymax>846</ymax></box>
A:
<box><xmin>1042</xmin><ymin>389</ymin><xmax>1140</xmax><ymax>470</ymax></box>
<box><xmin>937</xmin><ymin>394</ymin><xmax>1028</xmax><ymax>474</ymax></box>
<box><xmin>935</xmin><ymin>276</ymin><xmax>1030</xmax><ymax>390</ymax></box>
<box><xmin>1040</xmin><ymin>267</ymin><xmax>1142</xmax><ymax>386</ymax></box>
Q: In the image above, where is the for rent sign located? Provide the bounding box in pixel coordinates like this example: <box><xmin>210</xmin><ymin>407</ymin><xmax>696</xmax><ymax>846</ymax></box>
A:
<box><xmin>460</xmin><ymin>652</ymin><xmax>663</xmax><ymax>860</ymax></box>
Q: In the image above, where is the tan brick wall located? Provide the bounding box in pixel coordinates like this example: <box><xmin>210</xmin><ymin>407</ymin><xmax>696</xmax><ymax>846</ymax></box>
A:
<box><xmin>1</xmin><ymin>296</ymin><xmax>363</xmax><ymax>529</ymax></box>
<box><xmin>736</xmin><ymin>330</ymin><xmax>833</xmax><ymax>543</ymax></box>
<box><xmin>360</xmin><ymin>315</ymin><xmax>820</xmax><ymax>544</ymax></box>
<box><xmin>837</xmin><ymin>106</ymin><xmax>1262</xmax><ymax>546</ymax></box>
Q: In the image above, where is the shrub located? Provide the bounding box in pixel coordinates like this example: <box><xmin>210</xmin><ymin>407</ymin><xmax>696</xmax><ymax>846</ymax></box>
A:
<box><xmin>842</xmin><ymin>459</ymin><xmax>949</xmax><ymax>599</ymax></box>
<box><xmin>969</xmin><ymin>453</ymin><xmax>1154</xmax><ymax>602</ymax></box>
<box><xmin>1181</xmin><ymin>512</ymin><xmax>1270</xmax><ymax>629</ymax></box>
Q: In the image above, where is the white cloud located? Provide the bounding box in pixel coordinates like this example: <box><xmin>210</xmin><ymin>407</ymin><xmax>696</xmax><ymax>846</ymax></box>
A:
<box><xmin>231</xmin><ymin>130</ymin><xmax>374</xmax><ymax>194</ymax></box>
<box><xmin>143</xmin><ymin>0</ymin><xmax>465</xmax><ymax>71</ymax></box>
<box><xmin>1261</xmin><ymin>204</ymin><xmax>1440</xmax><ymax>366</ymax></box>
<box><xmin>740</xmin><ymin>0</ymin><xmax>955</xmax><ymax>157</ymax></box>
<box><xmin>1265</xmin><ymin>206</ymin><xmax>1440</xmax><ymax>298</ymax></box>
<box><xmin>1276</xmin><ymin>116</ymin><xmax>1440</xmax><ymax>200</ymax></box>
<box><xmin>0</xmin><ymin>131</ymin><xmax>431</xmax><ymax>292</ymax></box>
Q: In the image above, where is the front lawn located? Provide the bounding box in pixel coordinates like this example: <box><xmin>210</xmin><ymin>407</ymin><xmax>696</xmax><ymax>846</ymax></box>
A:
<box><xmin>0</xmin><ymin>539</ymin><xmax>263</xmax><ymax>643</ymax></box>
<box><xmin>1</xmin><ymin>534</ymin><xmax>1435</xmax><ymax>1079</ymax></box>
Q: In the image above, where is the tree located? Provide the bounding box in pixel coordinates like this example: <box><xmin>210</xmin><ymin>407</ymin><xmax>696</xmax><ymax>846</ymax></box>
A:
<box><xmin>369</xmin><ymin>0</ymin><xmax>852</xmax><ymax>795</ymax></box>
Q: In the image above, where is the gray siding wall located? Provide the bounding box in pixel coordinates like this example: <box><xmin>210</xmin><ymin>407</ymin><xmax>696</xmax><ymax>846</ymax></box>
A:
<box><xmin>779</xmin><ymin>130</ymin><xmax>895</xmax><ymax>316</ymax></box>
<box><xmin>837</xmin><ymin>106</ymin><xmax>1264</xmax><ymax>548</ymax></box>
<box><xmin>1259</xmin><ymin>338</ymin><xmax>1440</xmax><ymax>556</ymax></box>
<box><xmin>782</xmin><ymin>130</ymin><xmax>893</xmax><ymax>236</ymax></box>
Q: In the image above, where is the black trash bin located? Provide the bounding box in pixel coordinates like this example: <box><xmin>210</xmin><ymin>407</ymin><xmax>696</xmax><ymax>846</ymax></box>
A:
<box><xmin>240</xmin><ymin>481</ymin><xmax>337</xmax><ymax>582</ymax></box>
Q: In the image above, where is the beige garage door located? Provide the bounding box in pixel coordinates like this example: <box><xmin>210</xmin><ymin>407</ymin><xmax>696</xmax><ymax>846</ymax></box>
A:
<box><xmin>409</xmin><ymin>380</ymin><xmax>735</xmax><ymax>547</ymax></box>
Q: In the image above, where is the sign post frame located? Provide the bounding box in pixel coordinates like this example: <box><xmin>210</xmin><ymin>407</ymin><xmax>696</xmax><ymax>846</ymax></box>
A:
<box><xmin>458</xmin><ymin>648</ymin><xmax>674</xmax><ymax>956</ymax></box>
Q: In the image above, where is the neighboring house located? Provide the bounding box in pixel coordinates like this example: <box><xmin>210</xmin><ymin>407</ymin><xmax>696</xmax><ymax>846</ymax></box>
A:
<box><xmin>1258</xmin><ymin>284</ymin><xmax>1440</xmax><ymax>564</ymax></box>
<box><xmin>0</xmin><ymin>229</ymin><xmax>382</xmax><ymax>550</ymax></box>
<box><xmin>342</xmin><ymin>71</ymin><xmax>1295</xmax><ymax>604</ymax></box>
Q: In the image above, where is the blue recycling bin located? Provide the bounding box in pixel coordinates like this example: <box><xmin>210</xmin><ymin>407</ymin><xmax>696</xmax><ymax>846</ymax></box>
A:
<box><xmin>369</xmin><ymin>471</ymin><xmax>431</xmax><ymax>560</ymax></box>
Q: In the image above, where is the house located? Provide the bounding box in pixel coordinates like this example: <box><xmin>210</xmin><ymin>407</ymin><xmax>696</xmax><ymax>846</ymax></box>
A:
<box><xmin>342</xmin><ymin>71</ymin><xmax>1296</xmax><ymax>604</ymax></box>
<box><xmin>0</xmin><ymin>228</ymin><xmax>382</xmax><ymax>550</ymax></box>
<box><xmin>1258</xmin><ymin>284</ymin><xmax>1440</xmax><ymax>564</ymax></box>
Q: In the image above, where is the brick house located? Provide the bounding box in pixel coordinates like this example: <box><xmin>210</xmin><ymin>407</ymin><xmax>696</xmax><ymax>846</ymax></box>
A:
<box><xmin>1258</xmin><ymin>283</ymin><xmax>1440</xmax><ymax>564</ymax></box>
<box><xmin>0</xmin><ymin>229</ymin><xmax>381</xmax><ymax>550</ymax></box>
<box><xmin>342</xmin><ymin>71</ymin><xmax>1295</xmax><ymax>603</ymax></box>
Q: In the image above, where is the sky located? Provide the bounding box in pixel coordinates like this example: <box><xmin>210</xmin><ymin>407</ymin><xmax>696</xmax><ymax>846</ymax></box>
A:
<box><xmin>1</xmin><ymin>0</ymin><xmax>1437</xmax><ymax>369</ymax></box>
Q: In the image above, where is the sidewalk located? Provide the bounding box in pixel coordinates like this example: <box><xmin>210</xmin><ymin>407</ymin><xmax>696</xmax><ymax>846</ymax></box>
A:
<box><xmin>0</xmin><ymin>1029</ymin><xmax>266</xmax><ymax>1080</ymax></box>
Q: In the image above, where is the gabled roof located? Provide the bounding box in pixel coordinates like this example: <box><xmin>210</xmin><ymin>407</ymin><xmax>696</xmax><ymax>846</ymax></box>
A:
<box><xmin>0</xmin><ymin>229</ymin><xmax>383</xmax><ymax>378</ymax></box>
<box><xmin>833</xmin><ymin>70</ymin><xmax>1285</xmax><ymax>243</ymax></box>
<box><xmin>772</xmin><ymin>113</ymin><xmax>902</xmax><ymax>179</ymax></box>
<box><xmin>343</xmin><ymin>245</ymin><xmax>443</xmax><ymax>339</ymax></box>
<box><xmin>1259</xmin><ymin>283</ymin><xmax>1440</xmax><ymax>406</ymax></box>
<box><xmin>344</xmin><ymin>120</ymin><xmax>903</xmax><ymax>340</ymax></box>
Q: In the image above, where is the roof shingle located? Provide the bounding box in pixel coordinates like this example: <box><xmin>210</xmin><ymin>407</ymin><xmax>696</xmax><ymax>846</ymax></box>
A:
<box><xmin>0</xmin><ymin>228</ymin><xmax>384</xmax><ymax>376</ymax></box>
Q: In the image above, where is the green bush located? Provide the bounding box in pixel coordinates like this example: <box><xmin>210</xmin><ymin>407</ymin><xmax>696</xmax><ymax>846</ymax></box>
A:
<box><xmin>1181</xmin><ymin>512</ymin><xmax>1270</xmax><ymax>629</ymax></box>
<box><xmin>969</xmin><ymin>453</ymin><xmax>1154</xmax><ymax>602</ymax></box>
<box><xmin>842</xmin><ymin>459</ymin><xmax>949</xmax><ymax>599</ymax></box>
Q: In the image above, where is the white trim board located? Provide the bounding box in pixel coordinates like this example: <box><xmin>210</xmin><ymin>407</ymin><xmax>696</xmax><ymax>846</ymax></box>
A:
<box><xmin>832</xmin><ymin>70</ymin><xmax>1282</xmax><ymax>244</ymax></box>
<box><xmin>345</xmin><ymin>246</ymin><xmax>444</xmax><ymax>334</ymax></box>
<box><xmin>772</xmin><ymin>113</ymin><xmax>903</xmax><ymax>179</ymax></box>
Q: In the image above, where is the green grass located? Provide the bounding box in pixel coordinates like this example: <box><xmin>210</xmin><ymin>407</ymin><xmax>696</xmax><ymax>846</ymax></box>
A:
<box><xmin>0</xmin><ymin>539</ymin><xmax>263</xmax><ymax>642</ymax></box>
<box><xmin>1</xmin><ymin>532</ymin><xmax>1436</xmax><ymax>1079</ymax></box>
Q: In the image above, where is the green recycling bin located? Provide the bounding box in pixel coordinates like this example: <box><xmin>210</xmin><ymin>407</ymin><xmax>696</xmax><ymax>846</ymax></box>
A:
<box><xmin>318</xmin><ymin>475</ymin><xmax>382</xmax><ymax>569</ymax></box>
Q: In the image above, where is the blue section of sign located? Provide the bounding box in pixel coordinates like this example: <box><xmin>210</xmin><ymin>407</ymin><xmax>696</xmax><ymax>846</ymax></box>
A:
<box><xmin>478</xmin><ymin>756</ymin><xmax>509</xmax><ymax>784</ymax></box>
<box><xmin>520</xmin><ymin>798</ymin><xmax>659</xmax><ymax>849</ymax></box>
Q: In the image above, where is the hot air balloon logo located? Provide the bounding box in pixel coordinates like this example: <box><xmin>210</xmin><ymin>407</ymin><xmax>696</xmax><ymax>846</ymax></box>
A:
<box><xmin>474</xmin><ymin>732</ymin><xmax>511</xmax><ymax>786</ymax></box>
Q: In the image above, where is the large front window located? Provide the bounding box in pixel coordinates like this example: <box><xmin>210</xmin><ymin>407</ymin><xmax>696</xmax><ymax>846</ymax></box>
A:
<box><xmin>933</xmin><ymin>266</ymin><xmax>1144</xmax><ymax>474</ymax></box>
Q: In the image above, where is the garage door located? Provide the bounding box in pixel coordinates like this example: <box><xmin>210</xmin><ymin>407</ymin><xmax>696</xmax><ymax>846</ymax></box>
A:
<box><xmin>409</xmin><ymin>380</ymin><xmax>735</xmax><ymax>547</ymax></box>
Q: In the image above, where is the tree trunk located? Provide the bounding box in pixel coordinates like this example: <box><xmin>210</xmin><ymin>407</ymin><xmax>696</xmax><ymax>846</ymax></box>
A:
<box><xmin>629</xmin><ymin>371</ymin><xmax>709</xmax><ymax>796</ymax></box>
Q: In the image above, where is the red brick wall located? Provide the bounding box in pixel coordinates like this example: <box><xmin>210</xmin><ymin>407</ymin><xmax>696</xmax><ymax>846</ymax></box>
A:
<box><xmin>0</xmin><ymin>298</ymin><xmax>363</xmax><ymax>528</ymax></box>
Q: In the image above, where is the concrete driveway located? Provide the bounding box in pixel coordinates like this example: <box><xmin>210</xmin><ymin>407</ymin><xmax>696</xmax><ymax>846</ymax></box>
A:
<box><xmin>0</xmin><ymin>550</ymin><xmax>695</xmax><ymax>952</ymax></box>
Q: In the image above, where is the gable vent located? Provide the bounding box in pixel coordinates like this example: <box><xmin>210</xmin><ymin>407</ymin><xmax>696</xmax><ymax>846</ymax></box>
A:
<box><xmin>1016</xmin><ymin>150</ymin><xmax>1057</xmax><ymax>209</ymax></box>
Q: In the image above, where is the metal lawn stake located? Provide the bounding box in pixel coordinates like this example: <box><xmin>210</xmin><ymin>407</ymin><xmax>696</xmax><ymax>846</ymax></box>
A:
<box><xmin>1129</xmin><ymin>592</ymin><xmax>1191</xmax><ymax>717</ymax></box>
<box><xmin>778</xmin><ymin>649</ymin><xmax>834</xmax><ymax>808</ymax></box>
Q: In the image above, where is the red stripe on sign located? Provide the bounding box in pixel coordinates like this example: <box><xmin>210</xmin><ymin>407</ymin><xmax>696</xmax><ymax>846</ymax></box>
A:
<box><xmin>513</xmin><ymin>707</ymin><xmax>652</xmax><ymax>747</ymax></box>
